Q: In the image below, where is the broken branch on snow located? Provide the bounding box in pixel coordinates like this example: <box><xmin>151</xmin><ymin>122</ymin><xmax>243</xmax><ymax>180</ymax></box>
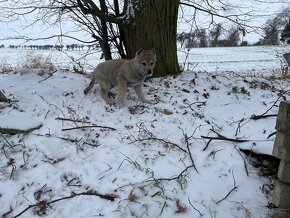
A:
<box><xmin>12</xmin><ymin>190</ymin><xmax>118</xmax><ymax>218</ymax></box>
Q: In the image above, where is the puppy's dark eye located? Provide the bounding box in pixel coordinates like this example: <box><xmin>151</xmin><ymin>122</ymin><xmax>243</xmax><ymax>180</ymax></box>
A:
<box><xmin>150</xmin><ymin>62</ymin><xmax>154</xmax><ymax>66</ymax></box>
<box><xmin>142</xmin><ymin>63</ymin><xmax>146</xmax><ymax>66</ymax></box>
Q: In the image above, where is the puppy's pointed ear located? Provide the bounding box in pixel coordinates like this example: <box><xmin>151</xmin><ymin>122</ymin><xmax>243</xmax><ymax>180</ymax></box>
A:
<box><xmin>151</xmin><ymin>48</ymin><xmax>156</xmax><ymax>54</ymax></box>
<box><xmin>135</xmin><ymin>49</ymin><xmax>144</xmax><ymax>56</ymax></box>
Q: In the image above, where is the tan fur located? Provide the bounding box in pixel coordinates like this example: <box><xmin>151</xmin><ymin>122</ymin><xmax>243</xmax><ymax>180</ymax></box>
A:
<box><xmin>84</xmin><ymin>49</ymin><xmax>156</xmax><ymax>105</ymax></box>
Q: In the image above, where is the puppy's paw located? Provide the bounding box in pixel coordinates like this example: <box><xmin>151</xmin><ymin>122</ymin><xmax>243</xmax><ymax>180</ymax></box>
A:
<box><xmin>115</xmin><ymin>95</ymin><xmax>125</xmax><ymax>107</ymax></box>
<box><xmin>141</xmin><ymin>98</ymin><xmax>153</xmax><ymax>104</ymax></box>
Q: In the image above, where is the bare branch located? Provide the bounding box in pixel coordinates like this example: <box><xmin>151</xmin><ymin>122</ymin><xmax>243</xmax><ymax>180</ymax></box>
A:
<box><xmin>12</xmin><ymin>190</ymin><xmax>118</xmax><ymax>218</ymax></box>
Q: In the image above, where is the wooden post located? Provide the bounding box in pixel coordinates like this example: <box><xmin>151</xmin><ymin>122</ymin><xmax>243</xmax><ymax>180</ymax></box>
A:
<box><xmin>272</xmin><ymin>101</ymin><xmax>290</xmax><ymax>208</ymax></box>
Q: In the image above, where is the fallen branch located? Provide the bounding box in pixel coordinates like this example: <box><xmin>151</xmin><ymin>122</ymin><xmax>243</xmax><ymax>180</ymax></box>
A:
<box><xmin>62</xmin><ymin>125</ymin><xmax>116</xmax><ymax>131</ymax></box>
<box><xmin>0</xmin><ymin>90</ymin><xmax>10</xmax><ymax>102</ymax></box>
<box><xmin>184</xmin><ymin>133</ymin><xmax>199</xmax><ymax>173</ymax></box>
<box><xmin>0</xmin><ymin>124</ymin><xmax>43</xmax><ymax>135</ymax></box>
<box><xmin>12</xmin><ymin>190</ymin><xmax>118</xmax><ymax>218</ymax></box>
<box><xmin>250</xmin><ymin>114</ymin><xmax>277</xmax><ymax>120</ymax></box>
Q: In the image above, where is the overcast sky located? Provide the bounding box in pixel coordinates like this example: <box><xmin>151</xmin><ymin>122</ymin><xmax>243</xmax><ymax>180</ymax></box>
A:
<box><xmin>0</xmin><ymin>0</ymin><xmax>289</xmax><ymax>46</ymax></box>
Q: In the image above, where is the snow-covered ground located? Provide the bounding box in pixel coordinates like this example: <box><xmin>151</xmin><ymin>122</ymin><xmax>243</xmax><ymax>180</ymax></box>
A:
<box><xmin>0</xmin><ymin>46</ymin><xmax>290</xmax><ymax>218</ymax></box>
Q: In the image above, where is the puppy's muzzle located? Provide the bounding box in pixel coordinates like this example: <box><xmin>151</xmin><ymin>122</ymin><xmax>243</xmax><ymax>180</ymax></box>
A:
<box><xmin>147</xmin><ymin>70</ymin><xmax>153</xmax><ymax>77</ymax></box>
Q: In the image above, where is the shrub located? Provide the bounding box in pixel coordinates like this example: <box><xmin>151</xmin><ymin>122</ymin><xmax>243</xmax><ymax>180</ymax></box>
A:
<box><xmin>20</xmin><ymin>52</ymin><xmax>55</xmax><ymax>72</ymax></box>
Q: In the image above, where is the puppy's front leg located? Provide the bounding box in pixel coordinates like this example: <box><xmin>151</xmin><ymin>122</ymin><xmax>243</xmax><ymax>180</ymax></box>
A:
<box><xmin>134</xmin><ymin>84</ymin><xmax>151</xmax><ymax>104</ymax></box>
<box><xmin>116</xmin><ymin>75</ymin><xmax>127</xmax><ymax>106</ymax></box>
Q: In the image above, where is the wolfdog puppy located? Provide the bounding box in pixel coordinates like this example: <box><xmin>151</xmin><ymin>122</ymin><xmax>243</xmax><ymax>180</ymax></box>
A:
<box><xmin>84</xmin><ymin>49</ymin><xmax>156</xmax><ymax>105</ymax></box>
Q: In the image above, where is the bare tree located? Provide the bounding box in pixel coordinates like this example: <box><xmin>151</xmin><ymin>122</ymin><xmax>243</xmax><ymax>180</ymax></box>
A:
<box><xmin>226</xmin><ymin>26</ymin><xmax>241</xmax><ymax>47</ymax></box>
<box><xmin>263</xmin><ymin>18</ymin><xmax>280</xmax><ymax>45</ymax></box>
<box><xmin>209</xmin><ymin>23</ymin><xmax>223</xmax><ymax>47</ymax></box>
<box><xmin>0</xmin><ymin>0</ymin><xmax>275</xmax><ymax>76</ymax></box>
<box><xmin>281</xmin><ymin>19</ymin><xmax>290</xmax><ymax>43</ymax></box>
<box><xmin>196</xmin><ymin>28</ymin><xmax>208</xmax><ymax>47</ymax></box>
<box><xmin>262</xmin><ymin>6</ymin><xmax>290</xmax><ymax>45</ymax></box>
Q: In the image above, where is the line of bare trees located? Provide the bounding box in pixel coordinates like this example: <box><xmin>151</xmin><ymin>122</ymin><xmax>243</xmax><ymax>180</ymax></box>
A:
<box><xmin>0</xmin><ymin>44</ymin><xmax>99</xmax><ymax>51</ymax></box>
<box><xmin>178</xmin><ymin>24</ymin><xmax>245</xmax><ymax>48</ymax></box>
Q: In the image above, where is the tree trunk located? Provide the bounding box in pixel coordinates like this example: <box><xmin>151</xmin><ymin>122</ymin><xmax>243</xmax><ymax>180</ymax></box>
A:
<box><xmin>122</xmin><ymin>0</ymin><xmax>180</xmax><ymax>77</ymax></box>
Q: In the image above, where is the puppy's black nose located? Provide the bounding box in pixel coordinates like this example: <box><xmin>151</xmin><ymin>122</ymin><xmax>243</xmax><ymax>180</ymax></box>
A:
<box><xmin>147</xmin><ymin>70</ymin><xmax>153</xmax><ymax>76</ymax></box>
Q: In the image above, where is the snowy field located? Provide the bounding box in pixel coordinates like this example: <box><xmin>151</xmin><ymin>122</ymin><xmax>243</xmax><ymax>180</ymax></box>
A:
<box><xmin>1</xmin><ymin>45</ymin><xmax>290</xmax><ymax>75</ymax></box>
<box><xmin>0</xmin><ymin>46</ymin><xmax>290</xmax><ymax>218</ymax></box>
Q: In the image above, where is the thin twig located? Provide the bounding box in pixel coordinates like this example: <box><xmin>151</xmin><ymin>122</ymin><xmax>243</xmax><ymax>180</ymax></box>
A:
<box><xmin>55</xmin><ymin>117</ymin><xmax>91</xmax><ymax>124</ymax></box>
<box><xmin>62</xmin><ymin>125</ymin><xmax>116</xmax><ymax>131</ymax></box>
<box><xmin>250</xmin><ymin>114</ymin><xmax>277</xmax><ymax>120</ymax></box>
<box><xmin>234</xmin><ymin>146</ymin><xmax>249</xmax><ymax>176</ymax></box>
<box><xmin>267</xmin><ymin>131</ymin><xmax>277</xmax><ymax>139</ymax></box>
<box><xmin>216</xmin><ymin>170</ymin><xmax>238</xmax><ymax>204</ymax></box>
<box><xmin>184</xmin><ymin>133</ymin><xmax>199</xmax><ymax>173</ymax></box>
<box><xmin>201</xmin><ymin>135</ymin><xmax>248</xmax><ymax>150</ymax></box>
<box><xmin>202</xmin><ymin>138</ymin><xmax>213</xmax><ymax>151</ymax></box>
<box><xmin>188</xmin><ymin>198</ymin><xmax>203</xmax><ymax>216</ymax></box>
<box><xmin>38</xmin><ymin>70</ymin><xmax>57</xmax><ymax>83</ymax></box>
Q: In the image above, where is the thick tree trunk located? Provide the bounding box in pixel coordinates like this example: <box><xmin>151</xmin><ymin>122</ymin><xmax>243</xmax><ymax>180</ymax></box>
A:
<box><xmin>122</xmin><ymin>0</ymin><xmax>180</xmax><ymax>77</ymax></box>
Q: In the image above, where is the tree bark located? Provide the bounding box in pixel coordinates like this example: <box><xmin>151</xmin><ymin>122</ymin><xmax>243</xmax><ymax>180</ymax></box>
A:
<box><xmin>122</xmin><ymin>0</ymin><xmax>180</xmax><ymax>77</ymax></box>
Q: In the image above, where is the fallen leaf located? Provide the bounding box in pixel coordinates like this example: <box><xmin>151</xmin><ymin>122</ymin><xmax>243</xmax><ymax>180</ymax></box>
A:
<box><xmin>163</xmin><ymin>109</ymin><xmax>173</xmax><ymax>115</ymax></box>
<box><xmin>175</xmin><ymin>199</ymin><xmax>187</xmax><ymax>213</ymax></box>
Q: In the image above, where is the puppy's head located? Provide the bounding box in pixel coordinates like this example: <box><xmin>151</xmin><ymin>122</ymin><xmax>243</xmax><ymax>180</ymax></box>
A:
<box><xmin>135</xmin><ymin>48</ymin><xmax>156</xmax><ymax>77</ymax></box>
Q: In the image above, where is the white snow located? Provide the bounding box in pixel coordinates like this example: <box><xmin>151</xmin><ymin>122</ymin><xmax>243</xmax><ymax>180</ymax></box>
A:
<box><xmin>0</xmin><ymin>46</ymin><xmax>289</xmax><ymax>218</ymax></box>
<box><xmin>0</xmin><ymin>114</ymin><xmax>42</xmax><ymax>131</ymax></box>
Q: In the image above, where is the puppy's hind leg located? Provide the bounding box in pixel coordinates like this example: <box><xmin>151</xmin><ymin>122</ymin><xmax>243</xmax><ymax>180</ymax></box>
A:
<box><xmin>84</xmin><ymin>76</ymin><xmax>96</xmax><ymax>94</ymax></box>
<box><xmin>99</xmin><ymin>80</ymin><xmax>114</xmax><ymax>104</ymax></box>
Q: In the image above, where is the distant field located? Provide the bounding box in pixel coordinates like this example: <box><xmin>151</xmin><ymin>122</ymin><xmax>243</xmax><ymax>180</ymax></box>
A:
<box><xmin>1</xmin><ymin>45</ymin><xmax>290</xmax><ymax>75</ymax></box>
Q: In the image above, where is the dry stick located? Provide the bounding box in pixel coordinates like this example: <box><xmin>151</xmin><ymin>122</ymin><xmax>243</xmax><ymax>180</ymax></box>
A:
<box><xmin>12</xmin><ymin>190</ymin><xmax>117</xmax><ymax>218</ymax></box>
<box><xmin>216</xmin><ymin>170</ymin><xmax>238</xmax><ymax>204</ymax></box>
<box><xmin>184</xmin><ymin>133</ymin><xmax>199</xmax><ymax>173</ymax></box>
<box><xmin>55</xmin><ymin>117</ymin><xmax>91</xmax><ymax>124</ymax></box>
<box><xmin>62</xmin><ymin>125</ymin><xmax>116</xmax><ymax>131</ymax></box>
<box><xmin>267</xmin><ymin>131</ymin><xmax>277</xmax><ymax>139</ymax></box>
<box><xmin>56</xmin><ymin>117</ymin><xmax>115</xmax><ymax>131</ymax></box>
<box><xmin>234</xmin><ymin>146</ymin><xmax>249</xmax><ymax>176</ymax></box>
<box><xmin>188</xmin><ymin>197</ymin><xmax>203</xmax><ymax>216</ymax></box>
<box><xmin>234</xmin><ymin>117</ymin><xmax>245</xmax><ymax>136</ymax></box>
<box><xmin>202</xmin><ymin>135</ymin><xmax>248</xmax><ymax>151</ymax></box>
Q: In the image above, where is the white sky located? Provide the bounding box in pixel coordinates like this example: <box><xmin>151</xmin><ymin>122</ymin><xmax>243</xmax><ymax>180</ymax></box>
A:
<box><xmin>0</xmin><ymin>0</ymin><xmax>289</xmax><ymax>45</ymax></box>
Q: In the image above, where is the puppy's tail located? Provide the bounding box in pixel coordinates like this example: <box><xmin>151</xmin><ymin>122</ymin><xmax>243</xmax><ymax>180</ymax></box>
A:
<box><xmin>84</xmin><ymin>76</ymin><xmax>96</xmax><ymax>95</ymax></box>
